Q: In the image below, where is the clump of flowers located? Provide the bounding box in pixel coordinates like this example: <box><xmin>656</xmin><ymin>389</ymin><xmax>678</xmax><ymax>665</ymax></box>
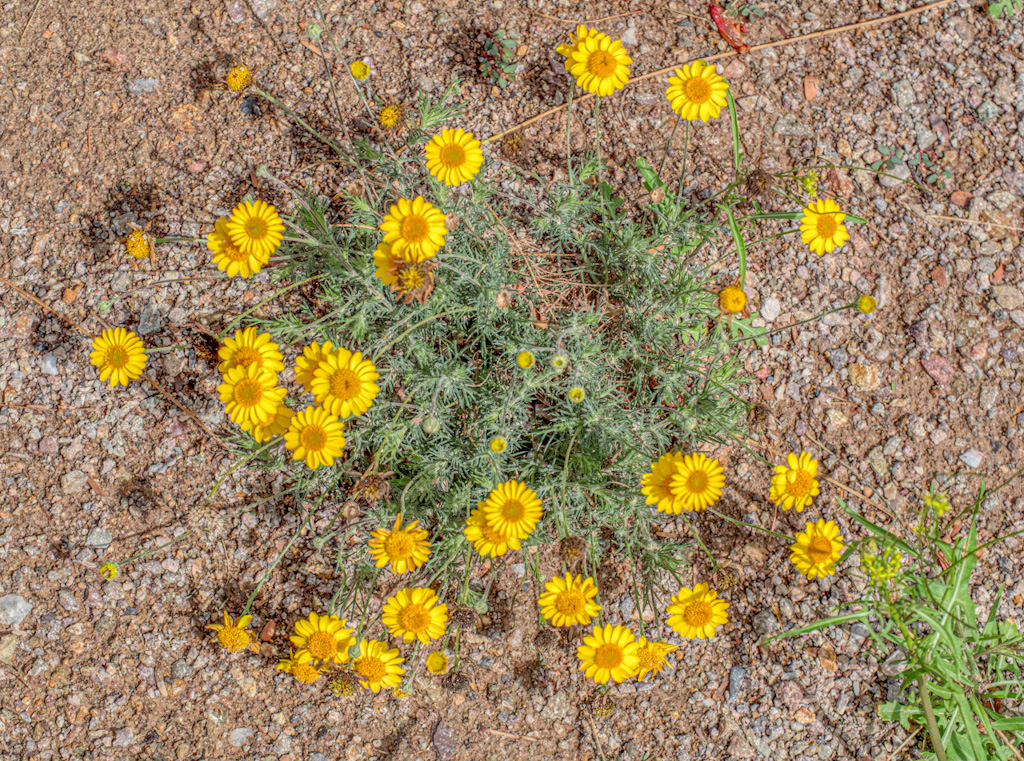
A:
<box><xmin>641</xmin><ymin>452</ymin><xmax>726</xmax><ymax>513</ymax></box>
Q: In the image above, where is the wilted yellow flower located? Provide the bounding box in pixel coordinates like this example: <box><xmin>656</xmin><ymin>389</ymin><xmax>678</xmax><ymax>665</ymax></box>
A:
<box><xmin>276</xmin><ymin>649</ymin><xmax>322</xmax><ymax>683</ymax></box>
<box><xmin>124</xmin><ymin>230</ymin><xmax>152</xmax><ymax>259</ymax></box>
<box><xmin>226</xmin><ymin>65</ymin><xmax>252</xmax><ymax>92</ymax></box>
<box><xmin>206</xmin><ymin>611</ymin><xmax>259</xmax><ymax>653</ymax></box>
<box><xmin>856</xmin><ymin>295</ymin><xmax>876</xmax><ymax>314</ymax></box>
<box><xmin>719</xmin><ymin>286</ymin><xmax>747</xmax><ymax>315</ymax></box>
<box><xmin>425</xmin><ymin>651</ymin><xmax>449</xmax><ymax>675</ymax></box>
<box><xmin>634</xmin><ymin>638</ymin><xmax>677</xmax><ymax>681</ymax></box>
<box><xmin>99</xmin><ymin>562</ymin><xmax>120</xmax><ymax>580</ymax></box>
<box><xmin>568</xmin><ymin>386</ymin><xmax>585</xmax><ymax>403</ymax></box>
<box><xmin>489</xmin><ymin>436</ymin><xmax>508</xmax><ymax>454</ymax></box>
<box><xmin>516</xmin><ymin>351</ymin><xmax>535</xmax><ymax>369</ymax></box>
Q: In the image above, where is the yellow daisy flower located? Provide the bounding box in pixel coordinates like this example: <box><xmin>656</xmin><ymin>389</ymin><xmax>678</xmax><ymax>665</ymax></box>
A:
<box><xmin>206</xmin><ymin>611</ymin><xmax>260</xmax><ymax>653</ymax></box>
<box><xmin>576</xmin><ymin>624</ymin><xmax>639</xmax><ymax>684</ymax></box>
<box><xmin>481</xmin><ymin>480</ymin><xmax>543</xmax><ymax>541</ymax></box>
<box><xmin>352</xmin><ymin>639</ymin><xmax>405</xmax><ymax>692</ymax></box>
<box><xmin>289</xmin><ymin>611</ymin><xmax>356</xmax><ymax>667</ymax></box>
<box><xmin>226</xmin><ymin>64</ymin><xmax>252</xmax><ymax>92</ymax></box>
<box><xmin>372</xmin><ymin>242</ymin><xmax>403</xmax><ymax>287</ymax></box>
<box><xmin>568</xmin><ymin>386</ymin><xmax>585</xmax><ymax>403</ymax></box>
<box><xmin>566</xmin><ymin>33</ymin><xmax>632</xmax><ymax>97</ymax></box>
<box><xmin>294</xmin><ymin>340</ymin><xmax>334</xmax><ymax>394</ymax></box>
<box><xmin>719</xmin><ymin>286</ymin><xmax>747</xmax><ymax>315</ymax></box>
<box><xmin>799</xmin><ymin>198</ymin><xmax>849</xmax><ymax>255</ymax></box>
<box><xmin>790</xmin><ymin>519</ymin><xmax>844</xmax><ymax>580</ymax></box>
<box><xmin>382</xmin><ymin>587</ymin><xmax>448</xmax><ymax>644</ymax></box>
<box><xmin>349</xmin><ymin>61</ymin><xmax>369</xmax><ymax>80</ymax></box>
<box><xmin>556</xmin><ymin>25</ymin><xmax>608</xmax><ymax>72</ymax></box>
<box><xmin>239</xmin><ymin>403</ymin><xmax>293</xmax><ymax>443</ymax></box>
<box><xmin>489</xmin><ymin>437</ymin><xmax>508</xmax><ymax>454</ymax></box>
<box><xmin>99</xmin><ymin>562</ymin><xmax>120</xmax><ymax>580</ymax></box>
<box><xmin>379</xmin><ymin>196</ymin><xmax>447</xmax><ymax>262</ymax></box>
<box><xmin>463</xmin><ymin>507</ymin><xmax>520</xmax><ymax>558</ymax></box>
<box><xmin>666</xmin><ymin>61</ymin><xmax>730</xmax><ymax>122</ymax></box>
<box><xmin>284</xmin><ymin>405</ymin><xmax>346</xmax><ymax>470</ymax></box>
<box><xmin>769</xmin><ymin>452</ymin><xmax>820</xmax><ymax>512</ymax></box>
<box><xmin>641</xmin><ymin>452</ymin><xmax>725</xmax><ymax>514</ymax></box>
<box><xmin>368</xmin><ymin>515</ymin><xmax>431</xmax><ymax>574</ymax></box>
<box><xmin>90</xmin><ymin>328</ymin><xmax>147</xmax><ymax>387</ymax></box>
<box><xmin>538</xmin><ymin>573</ymin><xmax>601</xmax><ymax>627</ymax></box>
<box><xmin>425</xmin><ymin>128</ymin><xmax>484</xmax><ymax>187</ymax></box>
<box><xmin>667</xmin><ymin>582</ymin><xmax>729</xmax><ymax>639</ymax></box>
<box><xmin>226</xmin><ymin>200</ymin><xmax>286</xmax><ymax>261</ymax></box>
<box><xmin>218</xmin><ymin>363</ymin><xmax>287</xmax><ymax>427</ymax></box>
<box><xmin>276</xmin><ymin>649</ymin><xmax>323</xmax><ymax>683</ymax></box>
<box><xmin>516</xmin><ymin>351</ymin><xmax>535</xmax><ymax>369</ymax></box>
<box><xmin>856</xmin><ymin>295</ymin><xmax>876</xmax><ymax>314</ymax></box>
<box><xmin>634</xmin><ymin>637</ymin><xmax>677</xmax><ymax>681</ymax></box>
<box><xmin>207</xmin><ymin>216</ymin><xmax>267</xmax><ymax>278</ymax></box>
<box><xmin>425</xmin><ymin>651</ymin><xmax>449</xmax><ymax>675</ymax></box>
<box><xmin>217</xmin><ymin>326</ymin><xmax>285</xmax><ymax>376</ymax></box>
<box><xmin>310</xmin><ymin>348</ymin><xmax>380</xmax><ymax>419</ymax></box>
<box><xmin>124</xmin><ymin>229</ymin><xmax>152</xmax><ymax>259</ymax></box>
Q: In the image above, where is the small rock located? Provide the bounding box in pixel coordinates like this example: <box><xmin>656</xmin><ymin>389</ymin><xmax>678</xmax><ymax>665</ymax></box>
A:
<box><xmin>752</xmin><ymin>610</ymin><xmax>779</xmax><ymax>635</ymax></box>
<box><xmin>728</xmin><ymin>666</ymin><xmax>746</xmax><ymax>701</ymax></box>
<box><xmin>892</xmin><ymin>79</ymin><xmax>916</xmax><ymax>109</ymax></box>
<box><xmin>170</xmin><ymin>659</ymin><xmax>191</xmax><ymax>679</ymax></box>
<box><xmin>991</xmin><ymin>285</ymin><xmax>1024</xmax><ymax>311</ymax></box>
<box><xmin>921</xmin><ymin>355</ymin><xmax>955</xmax><ymax>385</ymax></box>
<box><xmin>225</xmin><ymin>1</ymin><xmax>245</xmax><ymax>22</ymax></box>
<box><xmin>511</xmin><ymin>563</ymin><xmax>525</xmax><ymax>577</ymax></box>
<box><xmin>112</xmin><ymin>728</ymin><xmax>135</xmax><ymax>747</ymax></box>
<box><xmin>41</xmin><ymin>353</ymin><xmax>59</xmax><ymax>375</ymax></box>
<box><xmin>62</xmin><ymin>470</ymin><xmax>89</xmax><ymax>495</ymax></box>
<box><xmin>128</xmin><ymin>78</ymin><xmax>159</xmax><ymax>94</ymax></box>
<box><xmin>867</xmin><ymin>446</ymin><xmax>890</xmax><ymax>479</ymax></box>
<box><xmin>980</xmin><ymin>386</ymin><xmax>999</xmax><ymax>412</ymax></box>
<box><xmin>0</xmin><ymin>595</ymin><xmax>32</xmax><ymax>627</ymax></box>
<box><xmin>988</xmin><ymin>190</ymin><xmax>1016</xmax><ymax>211</ymax></box>
<box><xmin>58</xmin><ymin>590</ymin><xmax>79</xmax><ymax>611</ymax></box>
<box><xmin>227</xmin><ymin>728</ymin><xmax>254</xmax><ymax>747</ymax></box>
<box><xmin>976</xmin><ymin>100</ymin><xmax>1000</xmax><ymax>123</ymax></box>
<box><xmin>880</xmin><ymin>649</ymin><xmax>908</xmax><ymax>677</ymax></box>
<box><xmin>540</xmin><ymin>690</ymin><xmax>574</xmax><ymax>721</ymax></box>
<box><xmin>794</xmin><ymin>707</ymin><xmax>816</xmax><ymax>726</ymax></box>
<box><xmin>760</xmin><ymin>297</ymin><xmax>781</xmax><ymax>323</ymax></box>
<box><xmin>849</xmin><ymin>622</ymin><xmax>870</xmax><ymax>650</ymax></box>
<box><xmin>85</xmin><ymin>528</ymin><xmax>113</xmax><ymax>549</ymax></box>
<box><xmin>778</xmin><ymin>598</ymin><xmax>796</xmax><ymax>619</ymax></box>
<box><xmin>849</xmin><ymin>362</ymin><xmax>880</xmax><ymax>392</ymax></box>
<box><xmin>773</xmin><ymin>114</ymin><xmax>814</xmax><ymax>138</ymax></box>
<box><xmin>432</xmin><ymin>722</ymin><xmax>459</xmax><ymax>761</ymax></box>
<box><xmin>273</xmin><ymin>734</ymin><xmax>292</xmax><ymax>754</ymax></box>
<box><xmin>249</xmin><ymin>0</ymin><xmax>277</xmax><ymax>19</ymax></box>
<box><xmin>0</xmin><ymin>634</ymin><xmax>18</xmax><ymax>663</ymax></box>
<box><xmin>803</xmin><ymin>75</ymin><xmax>818</xmax><ymax>101</ymax></box>
<box><xmin>137</xmin><ymin>301</ymin><xmax>162</xmax><ymax>335</ymax></box>
<box><xmin>949</xmin><ymin>191</ymin><xmax>971</xmax><ymax>208</ymax></box>
<box><xmin>878</xmin><ymin>162</ymin><xmax>911</xmax><ymax>189</ymax></box>
<box><xmin>620</xmin><ymin>23</ymin><xmax>637</xmax><ymax>46</ymax></box>
<box><xmin>960</xmin><ymin>449</ymin><xmax>984</xmax><ymax>469</ymax></box>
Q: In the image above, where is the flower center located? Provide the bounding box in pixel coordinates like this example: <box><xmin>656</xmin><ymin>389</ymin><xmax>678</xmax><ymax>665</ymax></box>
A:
<box><xmin>225</xmin><ymin>242</ymin><xmax>249</xmax><ymax>262</ymax></box>
<box><xmin>400</xmin><ymin>214</ymin><xmax>429</xmax><ymax>243</ymax></box>
<box><xmin>246</xmin><ymin>219</ymin><xmax>268</xmax><ymax>240</ymax></box>
<box><xmin>218</xmin><ymin>627</ymin><xmax>250</xmax><ymax>652</ymax></box>
<box><xmin>383</xmin><ymin>532</ymin><xmax>414</xmax><ymax>560</ymax></box>
<box><xmin>481</xmin><ymin>525</ymin><xmax>505</xmax><ymax>545</ymax></box>
<box><xmin>307</xmin><ymin>631</ymin><xmax>338</xmax><ymax>660</ymax></box>
<box><xmin>356</xmin><ymin>657</ymin><xmax>387</xmax><ymax>682</ymax></box>
<box><xmin>439</xmin><ymin>143</ymin><xmax>466</xmax><ymax>168</ymax></box>
<box><xmin>816</xmin><ymin>214</ymin><xmax>838</xmax><ymax>238</ymax></box>
<box><xmin>786</xmin><ymin>470</ymin><xmax>814</xmax><ymax>498</ymax></box>
<box><xmin>380</xmin><ymin>106</ymin><xmax>400</xmax><ymax>128</ymax></box>
<box><xmin>105</xmin><ymin>346</ymin><xmax>129</xmax><ymax>369</ymax></box>
<box><xmin>683</xmin><ymin>600</ymin><xmax>712</xmax><ymax>628</ymax></box>
<box><xmin>292</xmin><ymin>663</ymin><xmax>320</xmax><ymax>683</ymax></box>
<box><xmin>554</xmin><ymin>589</ymin><xmax>586</xmax><ymax>616</ymax></box>
<box><xmin>300</xmin><ymin>424</ymin><xmax>328</xmax><ymax>452</ymax></box>
<box><xmin>684</xmin><ymin>76</ymin><xmax>712</xmax><ymax>104</ymax></box>
<box><xmin>399</xmin><ymin>604</ymin><xmax>430</xmax><ymax>633</ymax></box>
<box><xmin>636</xmin><ymin>645</ymin><xmax>659</xmax><ymax>670</ymax></box>
<box><xmin>587</xmin><ymin>49</ymin><xmax>618</xmax><ymax>78</ymax></box>
<box><xmin>594</xmin><ymin>643</ymin><xmax>624</xmax><ymax>670</ymax></box>
<box><xmin>234</xmin><ymin>346</ymin><xmax>261</xmax><ymax>368</ymax></box>
<box><xmin>329</xmin><ymin>368</ymin><xmax>362</xmax><ymax>400</ymax></box>
<box><xmin>807</xmin><ymin>535</ymin><xmax>834</xmax><ymax>565</ymax></box>
<box><xmin>500</xmin><ymin>499</ymin><xmax>525</xmax><ymax>522</ymax></box>
<box><xmin>399</xmin><ymin>267</ymin><xmax>424</xmax><ymax>290</ymax></box>
<box><xmin>234</xmin><ymin>379</ymin><xmax>264</xmax><ymax>407</ymax></box>
<box><xmin>685</xmin><ymin>470</ymin><xmax>709</xmax><ymax>494</ymax></box>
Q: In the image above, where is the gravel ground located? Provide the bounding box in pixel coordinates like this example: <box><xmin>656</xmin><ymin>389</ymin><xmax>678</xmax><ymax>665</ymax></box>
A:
<box><xmin>1</xmin><ymin>0</ymin><xmax>1023</xmax><ymax>759</ymax></box>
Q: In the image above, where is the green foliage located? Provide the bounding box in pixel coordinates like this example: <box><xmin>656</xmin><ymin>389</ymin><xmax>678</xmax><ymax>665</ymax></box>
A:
<box><xmin>725</xmin><ymin>0</ymin><xmax>765</xmax><ymax>19</ymax></box>
<box><xmin>988</xmin><ymin>0</ymin><xmax>1022</xmax><ymax>18</ymax></box>
<box><xmin>479</xmin><ymin>29</ymin><xmax>519</xmax><ymax>90</ymax></box>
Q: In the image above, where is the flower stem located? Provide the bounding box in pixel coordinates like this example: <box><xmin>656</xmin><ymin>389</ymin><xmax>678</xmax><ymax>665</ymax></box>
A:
<box><xmin>565</xmin><ymin>80</ymin><xmax>575</xmax><ymax>183</ymax></box>
<box><xmin>725</xmin><ymin>302</ymin><xmax>857</xmax><ymax>346</ymax></box>
<box><xmin>144</xmin><ymin>344</ymin><xmax>188</xmax><ymax>354</ymax></box>
<box><xmin>917</xmin><ymin>673</ymin><xmax>948</xmax><ymax>761</ymax></box>
<box><xmin>658</xmin><ymin>115</ymin><xmax>682</xmax><ymax>177</ymax></box>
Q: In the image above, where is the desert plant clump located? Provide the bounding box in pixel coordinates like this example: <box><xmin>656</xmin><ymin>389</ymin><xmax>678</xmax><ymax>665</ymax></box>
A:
<box><xmin>479</xmin><ymin>29</ymin><xmax>518</xmax><ymax>90</ymax></box>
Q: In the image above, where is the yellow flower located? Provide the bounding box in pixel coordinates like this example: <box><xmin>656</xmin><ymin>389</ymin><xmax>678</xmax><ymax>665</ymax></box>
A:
<box><xmin>353</xmin><ymin>639</ymin><xmax>405</xmax><ymax>692</ymax></box>
<box><xmin>380</xmin><ymin>196</ymin><xmax>447</xmax><ymax>262</ymax></box>
<box><xmin>206</xmin><ymin>611</ymin><xmax>259</xmax><ymax>653</ymax></box>
<box><xmin>790</xmin><ymin>519</ymin><xmax>844</xmax><ymax>580</ymax></box>
<box><xmin>289</xmin><ymin>611</ymin><xmax>356</xmax><ymax>667</ymax></box>
<box><xmin>489</xmin><ymin>437</ymin><xmax>508</xmax><ymax>454</ymax></box>
<box><xmin>516</xmin><ymin>351</ymin><xmax>535</xmax><ymax>369</ymax></box>
<box><xmin>218</xmin><ymin>363</ymin><xmax>287</xmax><ymax>427</ymax></box>
<box><xmin>217</xmin><ymin>327</ymin><xmax>285</xmax><ymax>376</ymax></box>
<box><xmin>226</xmin><ymin>64</ymin><xmax>252</xmax><ymax>92</ymax></box>
<box><xmin>124</xmin><ymin>230</ymin><xmax>152</xmax><ymax>259</ymax></box>
<box><xmin>856</xmin><ymin>295</ymin><xmax>876</xmax><ymax>314</ymax></box>
<box><xmin>382</xmin><ymin>587</ymin><xmax>448</xmax><ymax>644</ymax></box>
<box><xmin>861</xmin><ymin>542</ymin><xmax>903</xmax><ymax>584</ymax></box>
<box><xmin>378</xmin><ymin>104</ymin><xmax>404</xmax><ymax>131</ymax></box>
<box><xmin>294</xmin><ymin>340</ymin><xmax>334</xmax><ymax>394</ymax></box>
<box><xmin>799</xmin><ymin>198</ymin><xmax>849</xmax><ymax>255</ymax></box>
<box><xmin>769</xmin><ymin>452</ymin><xmax>820</xmax><ymax>512</ymax></box>
<box><xmin>538</xmin><ymin>573</ymin><xmax>601</xmax><ymax>627</ymax></box>
<box><xmin>310</xmin><ymin>348</ymin><xmax>380</xmax><ymax>419</ymax></box>
<box><xmin>481</xmin><ymin>480</ymin><xmax>543</xmax><ymax>541</ymax></box>
<box><xmin>634</xmin><ymin>638</ymin><xmax>677</xmax><ymax>681</ymax></box>
<box><xmin>577</xmin><ymin>624</ymin><xmax>639</xmax><ymax>684</ymax></box>
<box><xmin>373</xmin><ymin>242</ymin><xmax>403</xmax><ymax>287</ymax></box>
<box><xmin>207</xmin><ymin>217</ymin><xmax>266</xmax><ymax>279</ymax></box>
<box><xmin>368</xmin><ymin>515</ymin><xmax>431</xmax><ymax>574</ymax></box>
<box><xmin>666</xmin><ymin>60</ymin><xmax>730</xmax><ymax>122</ymax></box>
<box><xmin>641</xmin><ymin>452</ymin><xmax>725</xmax><ymax>514</ymax></box>
<box><xmin>550</xmin><ymin>353</ymin><xmax>569</xmax><ymax>372</ymax></box>
<box><xmin>284</xmin><ymin>405</ymin><xmax>346</xmax><ymax>470</ymax></box>
<box><xmin>90</xmin><ymin>328</ymin><xmax>147</xmax><ymax>387</ymax></box>
<box><xmin>425</xmin><ymin>128</ymin><xmax>484</xmax><ymax>187</ymax></box>
<box><xmin>464</xmin><ymin>507</ymin><xmax>520</xmax><ymax>558</ymax></box>
<box><xmin>719</xmin><ymin>286</ymin><xmax>747</xmax><ymax>315</ymax></box>
<box><xmin>239</xmin><ymin>403</ymin><xmax>293</xmax><ymax>443</ymax></box>
<box><xmin>667</xmin><ymin>582</ymin><xmax>729</xmax><ymax>639</ymax></box>
<box><xmin>349</xmin><ymin>61</ymin><xmax>369</xmax><ymax>80</ymax></box>
<box><xmin>276</xmin><ymin>649</ymin><xmax>322</xmax><ymax>683</ymax></box>
<box><xmin>923</xmin><ymin>489</ymin><xmax>951</xmax><ymax>517</ymax></box>
<box><xmin>226</xmin><ymin>200</ymin><xmax>286</xmax><ymax>262</ymax></box>
<box><xmin>425</xmin><ymin>651</ymin><xmax>449</xmax><ymax>675</ymax></box>
<box><xmin>99</xmin><ymin>562</ymin><xmax>120</xmax><ymax>580</ymax></box>
<box><xmin>556</xmin><ymin>25</ymin><xmax>608</xmax><ymax>72</ymax></box>
<box><xmin>568</xmin><ymin>386</ymin><xmax>585</xmax><ymax>403</ymax></box>
<box><xmin>565</xmin><ymin>32</ymin><xmax>631</xmax><ymax>97</ymax></box>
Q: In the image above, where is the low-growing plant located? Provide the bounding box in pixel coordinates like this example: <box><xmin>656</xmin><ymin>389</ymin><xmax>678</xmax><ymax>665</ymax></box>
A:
<box><xmin>479</xmin><ymin>29</ymin><xmax>518</xmax><ymax>90</ymax></box>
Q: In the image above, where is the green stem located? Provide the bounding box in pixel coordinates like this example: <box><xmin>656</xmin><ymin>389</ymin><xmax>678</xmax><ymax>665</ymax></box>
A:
<box><xmin>565</xmin><ymin>81</ymin><xmax>575</xmax><ymax>183</ymax></box>
<box><xmin>726</xmin><ymin>302</ymin><xmax>858</xmax><ymax>346</ymax></box>
<box><xmin>726</xmin><ymin>89</ymin><xmax>742</xmax><ymax>176</ymax></box>
<box><xmin>706</xmin><ymin>507</ymin><xmax>793</xmax><ymax>542</ymax></box>
<box><xmin>252</xmin><ymin>87</ymin><xmax>349</xmax><ymax>160</ymax></box>
<box><xmin>372</xmin><ymin>306</ymin><xmax>474</xmax><ymax>363</ymax></box>
<box><xmin>677</xmin><ymin>122</ymin><xmax>690</xmax><ymax>194</ymax></box>
<box><xmin>594</xmin><ymin>96</ymin><xmax>602</xmax><ymax>173</ymax></box>
<box><xmin>917</xmin><ymin>673</ymin><xmax>949</xmax><ymax>761</ymax></box>
<box><xmin>217</xmin><ymin>274</ymin><xmax>328</xmax><ymax>339</ymax></box>
<box><xmin>118</xmin><ymin>530</ymin><xmax>194</xmax><ymax>567</ymax></box>
<box><xmin>144</xmin><ymin>344</ymin><xmax>188</xmax><ymax>354</ymax></box>
<box><xmin>723</xmin><ymin>205</ymin><xmax>746</xmax><ymax>284</ymax></box>
<box><xmin>679</xmin><ymin>512</ymin><xmax>718</xmax><ymax>572</ymax></box>
<box><xmin>658</xmin><ymin>115</ymin><xmax>682</xmax><ymax>177</ymax></box>
<box><xmin>154</xmin><ymin>236</ymin><xmax>202</xmax><ymax>244</ymax></box>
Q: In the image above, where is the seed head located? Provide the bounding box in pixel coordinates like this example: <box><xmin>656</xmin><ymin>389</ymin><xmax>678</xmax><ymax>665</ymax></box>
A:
<box><xmin>350</xmin><ymin>474</ymin><xmax>391</xmax><ymax>504</ymax></box>
<box><xmin>500</xmin><ymin>132</ymin><xmax>526</xmax><ymax>160</ymax></box>
<box><xmin>444</xmin><ymin>671</ymin><xmax>471</xmax><ymax>692</ymax></box>
<box><xmin>495</xmin><ymin>289</ymin><xmax>513</xmax><ymax>309</ymax></box>
<box><xmin>186</xmin><ymin>503</ymin><xmax>227</xmax><ymax>543</ymax></box>
<box><xmin>421</xmin><ymin>416</ymin><xmax>441</xmax><ymax>435</ymax></box>
<box><xmin>533</xmin><ymin>628</ymin><xmax>559</xmax><ymax>650</ymax></box>
<box><xmin>744</xmin><ymin>169</ymin><xmax>774</xmax><ymax>201</ymax></box>
<box><xmin>449</xmin><ymin>606</ymin><xmax>478</xmax><ymax>630</ymax></box>
<box><xmin>558</xmin><ymin>536</ymin><xmax>587</xmax><ymax>567</ymax></box>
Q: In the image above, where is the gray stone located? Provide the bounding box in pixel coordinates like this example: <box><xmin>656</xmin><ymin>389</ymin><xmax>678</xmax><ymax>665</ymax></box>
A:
<box><xmin>432</xmin><ymin>723</ymin><xmax>459</xmax><ymax>761</ymax></box>
<box><xmin>880</xmin><ymin>648</ymin><xmax>908</xmax><ymax>677</ymax></box>
<box><xmin>249</xmin><ymin>0</ymin><xmax>277</xmax><ymax>19</ymax></box>
<box><xmin>58</xmin><ymin>590</ymin><xmax>79</xmax><ymax>611</ymax></box>
<box><xmin>170</xmin><ymin>658</ymin><xmax>191</xmax><ymax>679</ymax></box>
<box><xmin>225</xmin><ymin>1</ymin><xmax>245</xmax><ymax>22</ymax></box>
<box><xmin>620</xmin><ymin>23</ymin><xmax>638</xmax><ymax>46</ymax></box>
<box><xmin>540</xmin><ymin>690</ymin><xmax>575</xmax><ymax>721</ymax></box>
<box><xmin>992</xmin><ymin>285</ymin><xmax>1024</xmax><ymax>310</ymax></box>
<box><xmin>977</xmin><ymin>100</ymin><xmax>1000</xmax><ymax>123</ymax></box>
<box><xmin>272</xmin><ymin>734</ymin><xmax>292</xmax><ymax>754</ymax></box>
<box><xmin>915</xmin><ymin>123</ymin><xmax>937</xmax><ymax>151</ymax></box>
<box><xmin>310</xmin><ymin>755</ymin><xmax>330</xmax><ymax>761</ymax></box>
<box><xmin>892</xmin><ymin>79</ymin><xmax>916</xmax><ymax>109</ymax></box>
<box><xmin>510</xmin><ymin>562</ymin><xmax>525</xmax><ymax>577</ymax></box>
<box><xmin>752</xmin><ymin>610</ymin><xmax>779</xmax><ymax>635</ymax></box>
<box><xmin>227</xmin><ymin>728</ymin><xmax>254</xmax><ymax>747</ymax></box>
<box><xmin>988</xmin><ymin>191</ymin><xmax>1016</xmax><ymax>210</ymax></box>
<box><xmin>849</xmin><ymin>622</ymin><xmax>871</xmax><ymax>650</ymax></box>
<box><xmin>61</xmin><ymin>470</ymin><xmax>88</xmax><ymax>495</ymax></box>
<box><xmin>86</xmin><ymin>528</ymin><xmax>112</xmax><ymax>548</ymax></box>
<box><xmin>728</xmin><ymin>666</ymin><xmax>746</xmax><ymax>701</ymax></box>
<box><xmin>828</xmin><ymin>349</ymin><xmax>849</xmax><ymax>370</ymax></box>
<box><xmin>980</xmin><ymin>385</ymin><xmax>999</xmax><ymax>412</ymax></box>
<box><xmin>993</xmin><ymin>77</ymin><xmax>1016</xmax><ymax>105</ymax></box>
<box><xmin>128</xmin><ymin>78</ymin><xmax>159</xmax><ymax>94</ymax></box>
<box><xmin>760</xmin><ymin>297</ymin><xmax>781</xmax><ymax>323</ymax></box>
<box><xmin>778</xmin><ymin>597</ymin><xmax>796</xmax><ymax>619</ymax></box>
<box><xmin>960</xmin><ymin>449</ymin><xmax>984</xmax><ymax>469</ymax></box>
<box><xmin>867</xmin><ymin>446</ymin><xmax>890</xmax><ymax>479</ymax></box>
<box><xmin>773</xmin><ymin>114</ymin><xmax>814</xmax><ymax>139</ymax></box>
<box><xmin>112</xmin><ymin>728</ymin><xmax>135</xmax><ymax>747</ymax></box>
<box><xmin>137</xmin><ymin>301</ymin><xmax>162</xmax><ymax>335</ymax></box>
<box><xmin>0</xmin><ymin>595</ymin><xmax>32</xmax><ymax>627</ymax></box>
<box><xmin>40</xmin><ymin>353</ymin><xmax>58</xmax><ymax>375</ymax></box>
<box><xmin>879</xmin><ymin>162</ymin><xmax>911</xmax><ymax>189</ymax></box>
<box><xmin>0</xmin><ymin>634</ymin><xmax>17</xmax><ymax>663</ymax></box>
